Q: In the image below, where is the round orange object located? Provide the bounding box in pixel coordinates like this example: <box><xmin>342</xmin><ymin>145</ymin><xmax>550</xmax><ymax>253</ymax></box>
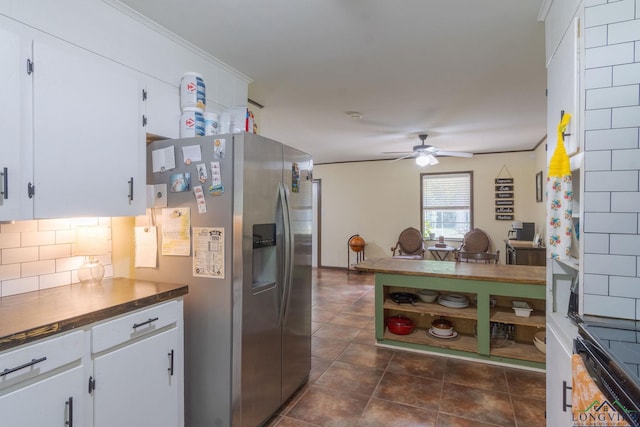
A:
<box><xmin>348</xmin><ymin>235</ymin><xmax>365</xmax><ymax>252</ymax></box>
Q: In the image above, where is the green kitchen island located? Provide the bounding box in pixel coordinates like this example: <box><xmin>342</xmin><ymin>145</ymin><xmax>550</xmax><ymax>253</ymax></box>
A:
<box><xmin>355</xmin><ymin>258</ymin><xmax>546</xmax><ymax>369</ymax></box>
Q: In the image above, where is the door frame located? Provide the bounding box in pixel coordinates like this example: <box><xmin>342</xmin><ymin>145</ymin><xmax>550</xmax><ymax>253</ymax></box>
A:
<box><xmin>312</xmin><ymin>179</ymin><xmax>321</xmax><ymax>268</ymax></box>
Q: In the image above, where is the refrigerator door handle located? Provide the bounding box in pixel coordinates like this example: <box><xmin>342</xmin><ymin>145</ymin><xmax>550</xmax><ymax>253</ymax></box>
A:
<box><xmin>278</xmin><ymin>183</ymin><xmax>293</xmax><ymax>326</ymax></box>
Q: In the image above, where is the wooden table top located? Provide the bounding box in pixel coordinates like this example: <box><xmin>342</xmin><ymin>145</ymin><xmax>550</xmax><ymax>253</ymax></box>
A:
<box><xmin>0</xmin><ymin>278</ymin><xmax>188</xmax><ymax>352</ymax></box>
<box><xmin>355</xmin><ymin>258</ymin><xmax>546</xmax><ymax>285</ymax></box>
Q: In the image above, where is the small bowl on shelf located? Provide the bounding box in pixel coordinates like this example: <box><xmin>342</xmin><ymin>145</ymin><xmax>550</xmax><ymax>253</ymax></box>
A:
<box><xmin>431</xmin><ymin>317</ymin><xmax>454</xmax><ymax>337</ymax></box>
<box><xmin>512</xmin><ymin>301</ymin><xmax>533</xmax><ymax>317</ymax></box>
<box><xmin>417</xmin><ymin>289</ymin><xmax>439</xmax><ymax>303</ymax></box>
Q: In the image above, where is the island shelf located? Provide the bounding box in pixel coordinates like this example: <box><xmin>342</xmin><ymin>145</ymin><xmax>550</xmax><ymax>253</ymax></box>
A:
<box><xmin>356</xmin><ymin>258</ymin><xmax>546</xmax><ymax>369</ymax></box>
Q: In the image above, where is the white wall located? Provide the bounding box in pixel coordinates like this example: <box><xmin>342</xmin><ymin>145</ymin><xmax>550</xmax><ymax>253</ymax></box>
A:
<box><xmin>314</xmin><ymin>144</ymin><xmax>547</xmax><ymax>267</ymax></box>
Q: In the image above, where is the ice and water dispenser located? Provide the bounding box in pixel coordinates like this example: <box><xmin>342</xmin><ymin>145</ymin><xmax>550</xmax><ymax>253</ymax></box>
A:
<box><xmin>252</xmin><ymin>223</ymin><xmax>277</xmax><ymax>292</ymax></box>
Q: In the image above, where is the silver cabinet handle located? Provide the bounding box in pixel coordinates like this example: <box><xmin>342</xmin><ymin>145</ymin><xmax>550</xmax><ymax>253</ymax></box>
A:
<box><xmin>128</xmin><ymin>177</ymin><xmax>134</xmax><ymax>203</ymax></box>
<box><xmin>65</xmin><ymin>396</ymin><xmax>73</xmax><ymax>427</ymax></box>
<box><xmin>1</xmin><ymin>167</ymin><xmax>7</xmax><ymax>202</ymax></box>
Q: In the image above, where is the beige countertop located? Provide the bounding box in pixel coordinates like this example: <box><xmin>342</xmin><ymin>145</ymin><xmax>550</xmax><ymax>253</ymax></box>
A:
<box><xmin>0</xmin><ymin>278</ymin><xmax>188</xmax><ymax>352</ymax></box>
<box><xmin>355</xmin><ymin>258</ymin><xmax>546</xmax><ymax>285</ymax></box>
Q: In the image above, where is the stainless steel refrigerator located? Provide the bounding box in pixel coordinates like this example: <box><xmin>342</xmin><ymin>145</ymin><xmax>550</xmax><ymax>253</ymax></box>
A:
<box><xmin>136</xmin><ymin>133</ymin><xmax>312</xmax><ymax>427</ymax></box>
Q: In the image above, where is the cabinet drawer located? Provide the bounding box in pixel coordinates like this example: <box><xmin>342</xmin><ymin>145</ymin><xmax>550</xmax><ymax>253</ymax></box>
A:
<box><xmin>91</xmin><ymin>301</ymin><xmax>178</xmax><ymax>354</ymax></box>
<box><xmin>0</xmin><ymin>330</ymin><xmax>84</xmax><ymax>390</ymax></box>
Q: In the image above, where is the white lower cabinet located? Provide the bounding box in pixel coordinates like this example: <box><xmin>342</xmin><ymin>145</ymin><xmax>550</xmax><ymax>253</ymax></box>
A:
<box><xmin>0</xmin><ymin>366</ymin><xmax>85</xmax><ymax>426</ymax></box>
<box><xmin>90</xmin><ymin>300</ymin><xmax>183</xmax><ymax>427</ymax></box>
<box><xmin>546</xmin><ymin>320</ymin><xmax>574</xmax><ymax>426</ymax></box>
<box><xmin>0</xmin><ymin>299</ymin><xmax>184</xmax><ymax>427</ymax></box>
<box><xmin>0</xmin><ymin>330</ymin><xmax>86</xmax><ymax>426</ymax></box>
<box><xmin>93</xmin><ymin>329</ymin><xmax>179</xmax><ymax>426</ymax></box>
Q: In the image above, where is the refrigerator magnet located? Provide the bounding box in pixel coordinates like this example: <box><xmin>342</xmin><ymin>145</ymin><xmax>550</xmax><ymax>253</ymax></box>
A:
<box><xmin>170</xmin><ymin>173</ymin><xmax>191</xmax><ymax>192</ymax></box>
<box><xmin>213</xmin><ymin>138</ymin><xmax>225</xmax><ymax>159</ymax></box>
<box><xmin>292</xmin><ymin>163</ymin><xmax>300</xmax><ymax>193</ymax></box>
<box><xmin>193</xmin><ymin>185</ymin><xmax>207</xmax><ymax>214</ymax></box>
<box><xmin>182</xmin><ymin>145</ymin><xmax>202</xmax><ymax>165</ymax></box>
<box><xmin>196</xmin><ymin>164</ymin><xmax>208</xmax><ymax>183</ymax></box>
<box><xmin>209</xmin><ymin>183</ymin><xmax>224</xmax><ymax>196</ymax></box>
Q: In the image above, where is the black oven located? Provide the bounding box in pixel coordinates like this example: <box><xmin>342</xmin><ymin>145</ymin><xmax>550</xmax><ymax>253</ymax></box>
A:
<box><xmin>575</xmin><ymin>318</ymin><xmax>640</xmax><ymax>426</ymax></box>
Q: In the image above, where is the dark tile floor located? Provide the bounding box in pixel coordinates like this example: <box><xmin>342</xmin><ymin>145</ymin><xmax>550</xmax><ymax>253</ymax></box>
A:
<box><xmin>266</xmin><ymin>268</ymin><xmax>546</xmax><ymax>427</ymax></box>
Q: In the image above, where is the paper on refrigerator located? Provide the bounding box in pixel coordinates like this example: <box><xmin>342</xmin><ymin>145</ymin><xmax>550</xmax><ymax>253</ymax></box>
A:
<box><xmin>192</xmin><ymin>227</ymin><xmax>224</xmax><ymax>278</ymax></box>
<box><xmin>134</xmin><ymin>226</ymin><xmax>158</xmax><ymax>267</ymax></box>
<box><xmin>151</xmin><ymin>146</ymin><xmax>176</xmax><ymax>173</ymax></box>
<box><xmin>161</xmin><ymin>207</ymin><xmax>191</xmax><ymax>256</ymax></box>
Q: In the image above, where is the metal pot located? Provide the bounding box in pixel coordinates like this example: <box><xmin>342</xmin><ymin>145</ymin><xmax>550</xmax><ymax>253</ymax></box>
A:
<box><xmin>389</xmin><ymin>292</ymin><xmax>418</xmax><ymax>305</ymax></box>
<box><xmin>386</xmin><ymin>315</ymin><xmax>415</xmax><ymax>335</ymax></box>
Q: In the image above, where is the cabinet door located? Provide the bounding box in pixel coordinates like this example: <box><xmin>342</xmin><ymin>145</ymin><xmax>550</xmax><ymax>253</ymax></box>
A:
<box><xmin>0</xmin><ymin>25</ymin><xmax>33</xmax><ymax>220</ymax></box>
<box><xmin>32</xmin><ymin>37</ymin><xmax>145</xmax><ymax>218</ymax></box>
<box><xmin>144</xmin><ymin>79</ymin><xmax>180</xmax><ymax>139</ymax></box>
<box><xmin>546</xmin><ymin>323</ymin><xmax>573</xmax><ymax>426</ymax></box>
<box><xmin>546</xmin><ymin>16</ymin><xmax>580</xmax><ymax>158</ymax></box>
<box><xmin>93</xmin><ymin>328</ymin><xmax>179</xmax><ymax>427</ymax></box>
<box><xmin>0</xmin><ymin>366</ymin><xmax>85</xmax><ymax>426</ymax></box>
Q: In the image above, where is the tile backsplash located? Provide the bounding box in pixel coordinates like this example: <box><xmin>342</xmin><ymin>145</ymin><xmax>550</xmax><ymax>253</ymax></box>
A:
<box><xmin>0</xmin><ymin>218</ymin><xmax>112</xmax><ymax>297</ymax></box>
<box><xmin>582</xmin><ymin>0</ymin><xmax>640</xmax><ymax>320</ymax></box>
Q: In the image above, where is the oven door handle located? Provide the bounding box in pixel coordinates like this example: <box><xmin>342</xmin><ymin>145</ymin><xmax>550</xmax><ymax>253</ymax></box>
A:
<box><xmin>563</xmin><ymin>380</ymin><xmax>572</xmax><ymax>412</ymax></box>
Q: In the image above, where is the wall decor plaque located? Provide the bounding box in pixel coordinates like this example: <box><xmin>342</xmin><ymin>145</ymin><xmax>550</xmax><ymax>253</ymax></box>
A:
<box><xmin>494</xmin><ymin>166</ymin><xmax>514</xmax><ymax>221</ymax></box>
<box><xmin>496</xmin><ymin>214</ymin><xmax>515</xmax><ymax>220</ymax></box>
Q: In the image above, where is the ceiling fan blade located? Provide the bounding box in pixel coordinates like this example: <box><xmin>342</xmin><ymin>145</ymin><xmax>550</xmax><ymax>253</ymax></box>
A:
<box><xmin>382</xmin><ymin>151</ymin><xmax>413</xmax><ymax>155</ymax></box>
<box><xmin>390</xmin><ymin>153</ymin><xmax>417</xmax><ymax>162</ymax></box>
<box><xmin>435</xmin><ymin>150</ymin><xmax>473</xmax><ymax>158</ymax></box>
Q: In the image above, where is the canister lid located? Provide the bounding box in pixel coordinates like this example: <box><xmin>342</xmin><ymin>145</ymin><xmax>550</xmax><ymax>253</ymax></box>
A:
<box><xmin>182</xmin><ymin>107</ymin><xmax>204</xmax><ymax>113</ymax></box>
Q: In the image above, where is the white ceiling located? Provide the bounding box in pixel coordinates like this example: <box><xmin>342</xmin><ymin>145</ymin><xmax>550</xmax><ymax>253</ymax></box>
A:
<box><xmin>119</xmin><ymin>0</ymin><xmax>547</xmax><ymax>164</ymax></box>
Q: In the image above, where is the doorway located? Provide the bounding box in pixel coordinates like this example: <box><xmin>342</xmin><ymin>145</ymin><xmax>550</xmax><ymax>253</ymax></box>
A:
<box><xmin>312</xmin><ymin>179</ymin><xmax>321</xmax><ymax>268</ymax></box>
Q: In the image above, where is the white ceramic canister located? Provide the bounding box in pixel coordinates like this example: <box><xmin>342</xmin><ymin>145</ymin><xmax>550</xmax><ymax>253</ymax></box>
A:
<box><xmin>180</xmin><ymin>72</ymin><xmax>206</xmax><ymax>110</ymax></box>
<box><xmin>180</xmin><ymin>107</ymin><xmax>205</xmax><ymax>138</ymax></box>
<box><xmin>203</xmin><ymin>112</ymin><xmax>219</xmax><ymax>136</ymax></box>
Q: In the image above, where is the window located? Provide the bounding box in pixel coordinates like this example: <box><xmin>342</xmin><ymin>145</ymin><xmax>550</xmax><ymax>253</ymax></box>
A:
<box><xmin>421</xmin><ymin>171</ymin><xmax>473</xmax><ymax>240</ymax></box>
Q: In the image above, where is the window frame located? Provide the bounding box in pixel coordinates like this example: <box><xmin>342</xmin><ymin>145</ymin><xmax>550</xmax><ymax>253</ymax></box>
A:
<box><xmin>420</xmin><ymin>171</ymin><xmax>474</xmax><ymax>241</ymax></box>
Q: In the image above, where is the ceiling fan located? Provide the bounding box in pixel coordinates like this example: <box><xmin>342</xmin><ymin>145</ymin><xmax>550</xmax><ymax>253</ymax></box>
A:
<box><xmin>385</xmin><ymin>134</ymin><xmax>473</xmax><ymax>166</ymax></box>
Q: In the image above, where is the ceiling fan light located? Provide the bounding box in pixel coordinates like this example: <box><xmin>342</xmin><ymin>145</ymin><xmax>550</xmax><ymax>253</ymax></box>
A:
<box><xmin>415</xmin><ymin>153</ymin><xmax>430</xmax><ymax>167</ymax></box>
<box><xmin>428</xmin><ymin>154</ymin><xmax>439</xmax><ymax>165</ymax></box>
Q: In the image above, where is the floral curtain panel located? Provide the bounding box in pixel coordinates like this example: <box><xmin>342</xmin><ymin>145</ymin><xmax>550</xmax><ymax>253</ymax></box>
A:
<box><xmin>547</xmin><ymin>113</ymin><xmax>574</xmax><ymax>260</ymax></box>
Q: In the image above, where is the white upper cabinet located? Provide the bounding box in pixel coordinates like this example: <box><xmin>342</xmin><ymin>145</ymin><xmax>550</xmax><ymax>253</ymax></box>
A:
<box><xmin>0</xmin><ymin>24</ymin><xmax>33</xmax><ymax>221</ymax></box>
<box><xmin>144</xmin><ymin>78</ymin><xmax>180</xmax><ymax>140</ymax></box>
<box><xmin>546</xmin><ymin>16</ymin><xmax>581</xmax><ymax>158</ymax></box>
<box><xmin>32</xmin><ymin>37</ymin><xmax>146</xmax><ymax>218</ymax></box>
<box><xmin>2</xmin><ymin>0</ymin><xmax>251</xmax><ymax>220</ymax></box>
<box><xmin>27</xmin><ymin>39</ymin><xmax>145</xmax><ymax>218</ymax></box>
<box><xmin>1</xmin><ymin>18</ymin><xmax>147</xmax><ymax>220</ymax></box>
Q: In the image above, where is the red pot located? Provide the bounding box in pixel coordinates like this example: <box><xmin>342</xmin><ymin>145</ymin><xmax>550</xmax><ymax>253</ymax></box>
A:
<box><xmin>386</xmin><ymin>315</ymin><xmax>415</xmax><ymax>335</ymax></box>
